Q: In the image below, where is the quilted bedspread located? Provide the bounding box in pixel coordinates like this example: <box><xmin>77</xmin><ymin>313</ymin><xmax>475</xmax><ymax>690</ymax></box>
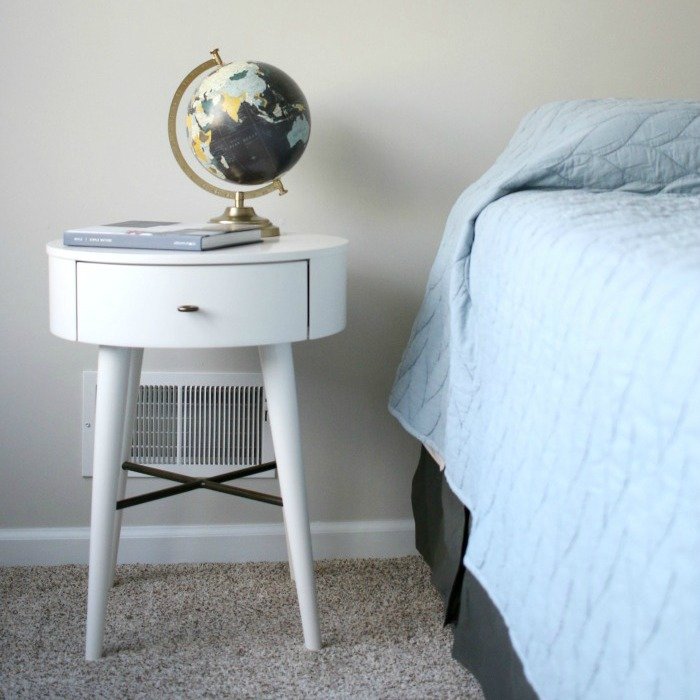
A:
<box><xmin>388</xmin><ymin>100</ymin><xmax>700</xmax><ymax>698</ymax></box>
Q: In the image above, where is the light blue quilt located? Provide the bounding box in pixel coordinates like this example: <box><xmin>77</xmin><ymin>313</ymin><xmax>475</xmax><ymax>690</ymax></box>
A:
<box><xmin>388</xmin><ymin>100</ymin><xmax>700</xmax><ymax>699</ymax></box>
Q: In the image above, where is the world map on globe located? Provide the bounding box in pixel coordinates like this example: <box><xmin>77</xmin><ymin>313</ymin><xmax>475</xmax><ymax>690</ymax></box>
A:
<box><xmin>186</xmin><ymin>61</ymin><xmax>310</xmax><ymax>186</ymax></box>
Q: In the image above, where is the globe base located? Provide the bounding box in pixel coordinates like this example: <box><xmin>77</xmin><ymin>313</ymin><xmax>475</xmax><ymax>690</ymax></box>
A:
<box><xmin>210</xmin><ymin>205</ymin><xmax>280</xmax><ymax>238</ymax></box>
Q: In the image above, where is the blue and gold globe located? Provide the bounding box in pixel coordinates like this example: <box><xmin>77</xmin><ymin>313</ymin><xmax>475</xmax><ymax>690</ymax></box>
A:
<box><xmin>186</xmin><ymin>61</ymin><xmax>311</xmax><ymax>186</ymax></box>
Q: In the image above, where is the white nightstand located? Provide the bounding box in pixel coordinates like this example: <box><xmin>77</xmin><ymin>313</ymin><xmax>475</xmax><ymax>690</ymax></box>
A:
<box><xmin>47</xmin><ymin>234</ymin><xmax>347</xmax><ymax>660</ymax></box>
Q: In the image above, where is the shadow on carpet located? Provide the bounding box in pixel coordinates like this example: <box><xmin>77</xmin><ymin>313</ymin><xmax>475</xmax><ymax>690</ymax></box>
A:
<box><xmin>0</xmin><ymin>556</ymin><xmax>483</xmax><ymax>699</ymax></box>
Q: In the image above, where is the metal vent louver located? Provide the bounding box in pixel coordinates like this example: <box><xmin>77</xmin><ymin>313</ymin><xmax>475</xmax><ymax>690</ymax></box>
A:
<box><xmin>82</xmin><ymin>372</ymin><xmax>274</xmax><ymax>478</ymax></box>
<box><xmin>131</xmin><ymin>385</ymin><xmax>178</xmax><ymax>466</ymax></box>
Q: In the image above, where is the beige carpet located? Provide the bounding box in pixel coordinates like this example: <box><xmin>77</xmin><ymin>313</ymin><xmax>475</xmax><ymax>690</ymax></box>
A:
<box><xmin>0</xmin><ymin>556</ymin><xmax>483</xmax><ymax>699</ymax></box>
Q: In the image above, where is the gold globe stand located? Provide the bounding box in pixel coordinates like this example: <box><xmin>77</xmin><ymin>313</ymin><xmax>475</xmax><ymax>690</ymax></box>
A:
<box><xmin>208</xmin><ymin>180</ymin><xmax>288</xmax><ymax>237</ymax></box>
<box><xmin>167</xmin><ymin>49</ymin><xmax>286</xmax><ymax>238</ymax></box>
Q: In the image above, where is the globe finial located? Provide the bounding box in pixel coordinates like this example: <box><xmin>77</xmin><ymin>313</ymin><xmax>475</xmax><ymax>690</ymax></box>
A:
<box><xmin>210</xmin><ymin>48</ymin><xmax>224</xmax><ymax>66</ymax></box>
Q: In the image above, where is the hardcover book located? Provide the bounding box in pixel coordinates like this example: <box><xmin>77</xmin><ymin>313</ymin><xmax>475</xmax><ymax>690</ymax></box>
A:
<box><xmin>63</xmin><ymin>220</ymin><xmax>262</xmax><ymax>251</ymax></box>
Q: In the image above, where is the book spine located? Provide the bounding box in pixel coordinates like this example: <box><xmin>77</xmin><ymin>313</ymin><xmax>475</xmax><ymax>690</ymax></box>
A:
<box><xmin>63</xmin><ymin>233</ymin><xmax>204</xmax><ymax>251</ymax></box>
<box><xmin>201</xmin><ymin>231</ymin><xmax>262</xmax><ymax>249</ymax></box>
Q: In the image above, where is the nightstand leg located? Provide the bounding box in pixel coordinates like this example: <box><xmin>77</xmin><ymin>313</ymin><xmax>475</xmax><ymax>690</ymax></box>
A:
<box><xmin>85</xmin><ymin>346</ymin><xmax>131</xmax><ymax>661</ymax></box>
<box><xmin>259</xmin><ymin>343</ymin><xmax>320</xmax><ymax>651</ymax></box>
<box><xmin>108</xmin><ymin>348</ymin><xmax>143</xmax><ymax>588</ymax></box>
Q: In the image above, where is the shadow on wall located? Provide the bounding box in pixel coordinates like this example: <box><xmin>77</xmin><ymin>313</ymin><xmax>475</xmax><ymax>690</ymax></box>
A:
<box><xmin>294</xmin><ymin>111</ymin><xmax>444</xmax><ymax>452</ymax></box>
<box><xmin>294</xmin><ymin>264</ymin><xmax>422</xmax><ymax>509</ymax></box>
<box><xmin>297</xmin><ymin>265</ymin><xmax>424</xmax><ymax>435</ymax></box>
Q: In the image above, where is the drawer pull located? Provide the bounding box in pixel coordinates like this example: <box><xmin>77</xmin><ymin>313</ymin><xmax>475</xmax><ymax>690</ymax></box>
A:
<box><xmin>177</xmin><ymin>305</ymin><xmax>199</xmax><ymax>313</ymax></box>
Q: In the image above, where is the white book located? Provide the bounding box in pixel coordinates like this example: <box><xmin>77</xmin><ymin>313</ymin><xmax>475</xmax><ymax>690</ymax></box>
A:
<box><xmin>63</xmin><ymin>220</ymin><xmax>263</xmax><ymax>251</ymax></box>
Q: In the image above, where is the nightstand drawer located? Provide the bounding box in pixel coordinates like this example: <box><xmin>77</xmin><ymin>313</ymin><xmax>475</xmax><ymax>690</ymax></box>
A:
<box><xmin>76</xmin><ymin>261</ymin><xmax>308</xmax><ymax>348</ymax></box>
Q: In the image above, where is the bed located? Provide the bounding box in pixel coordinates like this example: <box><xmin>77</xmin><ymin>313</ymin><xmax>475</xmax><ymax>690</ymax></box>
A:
<box><xmin>389</xmin><ymin>100</ymin><xmax>700</xmax><ymax>699</ymax></box>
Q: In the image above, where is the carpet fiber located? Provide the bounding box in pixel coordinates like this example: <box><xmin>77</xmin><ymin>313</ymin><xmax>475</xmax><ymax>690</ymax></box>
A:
<box><xmin>0</xmin><ymin>556</ymin><xmax>483</xmax><ymax>698</ymax></box>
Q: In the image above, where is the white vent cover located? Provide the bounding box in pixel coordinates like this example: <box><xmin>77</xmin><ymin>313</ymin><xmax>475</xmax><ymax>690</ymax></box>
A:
<box><xmin>82</xmin><ymin>372</ymin><xmax>275</xmax><ymax>479</ymax></box>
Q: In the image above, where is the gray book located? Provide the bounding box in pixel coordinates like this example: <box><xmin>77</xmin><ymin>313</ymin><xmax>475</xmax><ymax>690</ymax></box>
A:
<box><xmin>63</xmin><ymin>220</ymin><xmax>262</xmax><ymax>251</ymax></box>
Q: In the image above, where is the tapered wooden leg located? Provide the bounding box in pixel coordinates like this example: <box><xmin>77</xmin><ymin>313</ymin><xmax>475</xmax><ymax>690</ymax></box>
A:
<box><xmin>85</xmin><ymin>346</ymin><xmax>131</xmax><ymax>661</ymax></box>
<box><xmin>259</xmin><ymin>343</ymin><xmax>320</xmax><ymax>650</ymax></box>
<box><xmin>108</xmin><ymin>348</ymin><xmax>143</xmax><ymax>588</ymax></box>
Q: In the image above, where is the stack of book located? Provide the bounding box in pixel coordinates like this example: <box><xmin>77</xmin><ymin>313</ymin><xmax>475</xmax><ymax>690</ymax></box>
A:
<box><xmin>63</xmin><ymin>220</ymin><xmax>263</xmax><ymax>251</ymax></box>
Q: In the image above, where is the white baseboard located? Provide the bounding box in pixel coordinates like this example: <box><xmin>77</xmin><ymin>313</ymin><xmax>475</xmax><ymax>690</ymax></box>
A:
<box><xmin>0</xmin><ymin>519</ymin><xmax>416</xmax><ymax>566</ymax></box>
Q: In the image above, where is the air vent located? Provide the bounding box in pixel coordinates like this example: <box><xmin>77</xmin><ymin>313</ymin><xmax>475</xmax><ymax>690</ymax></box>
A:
<box><xmin>82</xmin><ymin>372</ymin><xmax>275</xmax><ymax>479</ymax></box>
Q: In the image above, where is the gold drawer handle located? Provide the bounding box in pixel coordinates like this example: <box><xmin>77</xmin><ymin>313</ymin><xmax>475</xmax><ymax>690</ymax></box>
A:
<box><xmin>177</xmin><ymin>305</ymin><xmax>199</xmax><ymax>312</ymax></box>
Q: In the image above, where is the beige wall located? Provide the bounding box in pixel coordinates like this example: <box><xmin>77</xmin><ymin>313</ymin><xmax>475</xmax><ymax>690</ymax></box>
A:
<box><xmin>1</xmin><ymin>0</ymin><xmax>698</xmax><ymax>529</ymax></box>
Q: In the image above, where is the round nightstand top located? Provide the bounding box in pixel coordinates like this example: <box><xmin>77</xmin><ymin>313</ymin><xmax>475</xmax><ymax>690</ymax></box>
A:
<box><xmin>47</xmin><ymin>233</ymin><xmax>347</xmax><ymax>266</ymax></box>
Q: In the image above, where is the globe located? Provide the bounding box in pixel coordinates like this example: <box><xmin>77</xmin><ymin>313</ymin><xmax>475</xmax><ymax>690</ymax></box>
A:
<box><xmin>186</xmin><ymin>60</ymin><xmax>311</xmax><ymax>186</ymax></box>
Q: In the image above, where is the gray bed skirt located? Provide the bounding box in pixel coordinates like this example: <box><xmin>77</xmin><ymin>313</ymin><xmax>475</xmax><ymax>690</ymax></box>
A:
<box><xmin>412</xmin><ymin>447</ymin><xmax>538</xmax><ymax>700</ymax></box>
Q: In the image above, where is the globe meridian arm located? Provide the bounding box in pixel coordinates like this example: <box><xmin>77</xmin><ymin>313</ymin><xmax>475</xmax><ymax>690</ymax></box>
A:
<box><xmin>167</xmin><ymin>58</ymin><xmax>238</xmax><ymax>200</ymax></box>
